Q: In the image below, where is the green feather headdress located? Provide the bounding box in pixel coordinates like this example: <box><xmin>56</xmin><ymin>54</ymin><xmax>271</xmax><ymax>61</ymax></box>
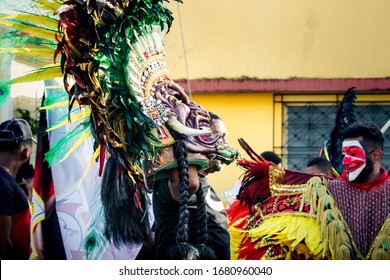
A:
<box><xmin>1</xmin><ymin>1</ymin><xmax>238</xmax><ymax>249</ymax></box>
<box><xmin>54</xmin><ymin>0</ymin><xmax>185</xmax><ymax>184</ymax></box>
<box><xmin>1</xmin><ymin>0</ymin><xmax>183</xmax><ymax>182</ymax></box>
<box><xmin>0</xmin><ymin>0</ymin><xmax>185</xmax><ymax>245</ymax></box>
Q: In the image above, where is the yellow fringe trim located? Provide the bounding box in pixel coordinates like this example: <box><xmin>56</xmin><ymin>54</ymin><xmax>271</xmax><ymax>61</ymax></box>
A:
<box><xmin>301</xmin><ymin>177</ymin><xmax>355</xmax><ymax>259</ymax></box>
<box><xmin>368</xmin><ymin>216</ymin><xmax>390</xmax><ymax>260</ymax></box>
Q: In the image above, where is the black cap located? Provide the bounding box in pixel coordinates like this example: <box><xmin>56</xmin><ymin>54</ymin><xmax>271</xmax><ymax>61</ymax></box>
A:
<box><xmin>0</xmin><ymin>118</ymin><xmax>37</xmax><ymax>144</ymax></box>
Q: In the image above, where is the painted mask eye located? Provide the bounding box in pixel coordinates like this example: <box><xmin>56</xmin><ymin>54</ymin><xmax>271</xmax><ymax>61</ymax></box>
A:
<box><xmin>342</xmin><ymin>146</ymin><xmax>364</xmax><ymax>157</ymax></box>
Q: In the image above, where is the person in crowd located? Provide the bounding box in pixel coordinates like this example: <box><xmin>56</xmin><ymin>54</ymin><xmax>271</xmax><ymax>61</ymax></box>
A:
<box><xmin>196</xmin><ymin>113</ymin><xmax>231</xmax><ymax>259</ymax></box>
<box><xmin>306</xmin><ymin>156</ymin><xmax>333</xmax><ymax>177</ymax></box>
<box><xmin>261</xmin><ymin>151</ymin><xmax>282</xmax><ymax>166</ymax></box>
<box><xmin>228</xmin><ymin>121</ymin><xmax>390</xmax><ymax>260</ymax></box>
<box><xmin>326</xmin><ymin>121</ymin><xmax>389</xmax><ymax>258</ymax></box>
<box><xmin>0</xmin><ymin>118</ymin><xmax>36</xmax><ymax>259</ymax></box>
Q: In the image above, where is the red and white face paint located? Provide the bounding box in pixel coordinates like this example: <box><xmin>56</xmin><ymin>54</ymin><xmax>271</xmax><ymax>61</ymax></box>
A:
<box><xmin>342</xmin><ymin>140</ymin><xmax>366</xmax><ymax>181</ymax></box>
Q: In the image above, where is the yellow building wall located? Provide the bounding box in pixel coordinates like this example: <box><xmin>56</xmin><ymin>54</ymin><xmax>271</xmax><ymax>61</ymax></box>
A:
<box><xmin>165</xmin><ymin>0</ymin><xmax>390</xmax><ymax>79</ymax></box>
<box><xmin>162</xmin><ymin>0</ymin><xmax>390</xmax><ymax>200</ymax></box>
<box><xmin>192</xmin><ymin>92</ymin><xmax>274</xmax><ymax>198</ymax></box>
<box><xmin>3</xmin><ymin>1</ymin><xmax>389</xmax><ymax>202</ymax></box>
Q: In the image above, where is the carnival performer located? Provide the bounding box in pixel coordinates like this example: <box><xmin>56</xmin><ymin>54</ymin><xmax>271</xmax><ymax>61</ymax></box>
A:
<box><xmin>228</xmin><ymin>121</ymin><xmax>390</xmax><ymax>260</ymax></box>
<box><xmin>152</xmin><ymin>112</ymin><xmax>231</xmax><ymax>259</ymax></box>
<box><xmin>305</xmin><ymin>157</ymin><xmax>333</xmax><ymax>177</ymax></box>
<box><xmin>0</xmin><ymin>0</ymin><xmax>238</xmax><ymax>260</ymax></box>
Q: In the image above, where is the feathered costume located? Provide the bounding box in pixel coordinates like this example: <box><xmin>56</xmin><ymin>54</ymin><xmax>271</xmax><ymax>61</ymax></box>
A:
<box><xmin>0</xmin><ymin>0</ymin><xmax>238</xmax><ymax>259</ymax></box>
<box><xmin>228</xmin><ymin>130</ymin><xmax>390</xmax><ymax>260</ymax></box>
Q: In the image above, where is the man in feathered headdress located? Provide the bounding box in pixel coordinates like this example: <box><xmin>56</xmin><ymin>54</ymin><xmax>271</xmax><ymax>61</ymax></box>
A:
<box><xmin>1</xmin><ymin>0</ymin><xmax>238</xmax><ymax>260</ymax></box>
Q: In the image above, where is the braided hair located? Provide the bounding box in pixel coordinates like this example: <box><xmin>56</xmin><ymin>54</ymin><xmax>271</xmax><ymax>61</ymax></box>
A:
<box><xmin>165</xmin><ymin>140</ymin><xmax>217</xmax><ymax>259</ymax></box>
<box><xmin>166</xmin><ymin>140</ymin><xmax>199</xmax><ymax>260</ymax></box>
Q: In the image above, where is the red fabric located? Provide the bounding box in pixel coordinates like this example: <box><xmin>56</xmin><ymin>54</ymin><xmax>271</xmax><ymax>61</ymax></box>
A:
<box><xmin>30</xmin><ymin>94</ymin><xmax>66</xmax><ymax>259</ymax></box>
<box><xmin>279</xmin><ymin>169</ymin><xmax>317</xmax><ymax>185</ymax></box>
<box><xmin>10</xmin><ymin>209</ymin><xmax>31</xmax><ymax>259</ymax></box>
<box><xmin>341</xmin><ymin>168</ymin><xmax>389</xmax><ymax>191</ymax></box>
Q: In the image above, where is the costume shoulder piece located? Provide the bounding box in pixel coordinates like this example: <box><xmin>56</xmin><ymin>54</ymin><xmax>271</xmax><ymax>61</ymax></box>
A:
<box><xmin>228</xmin><ymin>139</ymin><xmax>361</xmax><ymax>260</ymax></box>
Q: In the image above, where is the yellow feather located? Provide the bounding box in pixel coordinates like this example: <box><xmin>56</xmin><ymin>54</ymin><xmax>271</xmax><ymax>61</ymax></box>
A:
<box><xmin>77</xmin><ymin>145</ymin><xmax>101</xmax><ymax>189</ymax></box>
<box><xmin>0</xmin><ymin>48</ymin><xmax>54</xmax><ymax>64</ymax></box>
<box><xmin>229</xmin><ymin>219</ymin><xmax>250</xmax><ymax>260</ymax></box>
<box><xmin>0</xmin><ymin>14</ymin><xmax>58</xmax><ymax>31</ymax></box>
<box><xmin>40</xmin><ymin>100</ymin><xmax>68</xmax><ymax>110</ymax></box>
<box><xmin>0</xmin><ymin>47</ymin><xmax>54</xmax><ymax>67</ymax></box>
<box><xmin>60</xmin><ymin>130</ymin><xmax>92</xmax><ymax>163</ymax></box>
<box><xmin>7</xmin><ymin>65</ymin><xmax>62</xmax><ymax>85</ymax></box>
<box><xmin>248</xmin><ymin>216</ymin><xmax>324</xmax><ymax>256</ymax></box>
<box><xmin>15</xmin><ymin>57</ymin><xmax>53</xmax><ymax>69</ymax></box>
<box><xmin>46</xmin><ymin>110</ymin><xmax>91</xmax><ymax>132</ymax></box>
<box><xmin>0</xmin><ymin>48</ymin><xmax>54</xmax><ymax>55</ymax></box>
<box><xmin>0</xmin><ymin>21</ymin><xmax>55</xmax><ymax>41</ymax></box>
<box><xmin>35</xmin><ymin>0</ymin><xmax>63</xmax><ymax>13</ymax></box>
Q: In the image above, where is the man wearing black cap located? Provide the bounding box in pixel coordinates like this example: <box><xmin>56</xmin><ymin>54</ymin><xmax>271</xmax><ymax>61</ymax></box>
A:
<box><xmin>0</xmin><ymin>118</ymin><xmax>36</xmax><ymax>259</ymax></box>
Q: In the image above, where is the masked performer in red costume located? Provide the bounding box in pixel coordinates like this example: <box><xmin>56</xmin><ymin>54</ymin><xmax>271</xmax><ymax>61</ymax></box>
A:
<box><xmin>228</xmin><ymin>120</ymin><xmax>389</xmax><ymax>260</ymax></box>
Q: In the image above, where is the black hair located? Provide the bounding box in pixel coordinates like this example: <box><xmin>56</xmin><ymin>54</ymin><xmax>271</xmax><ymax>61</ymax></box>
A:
<box><xmin>306</xmin><ymin>157</ymin><xmax>332</xmax><ymax>174</ymax></box>
<box><xmin>166</xmin><ymin>140</ymin><xmax>199</xmax><ymax>260</ymax></box>
<box><xmin>0</xmin><ymin>139</ymin><xmax>33</xmax><ymax>152</ymax></box>
<box><xmin>166</xmin><ymin>140</ymin><xmax>216</xmax><ymax>260</ymax></box>
<box><xmin>16</xmin><ymin>163</ymin><xmax>34</xmax><ymax>183</ymax></box>
<box><xmin>343</xmin><ymin>121</ymin><xmax>384</xmax><ymax>151</ymax></box>
<box><xmin>100</xmin><ymin>156</ymin><xmax>151</xmax><ymax>246</ymax></box>
<box><xmin>209</xmin><ymin>112</ymin><xmax>221</xmax><ymax>121</ymax></box>
<box><xmin>261</xmin><ymin>151</ymin><xmax>282</xmax><ymax>165</ymax></box>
